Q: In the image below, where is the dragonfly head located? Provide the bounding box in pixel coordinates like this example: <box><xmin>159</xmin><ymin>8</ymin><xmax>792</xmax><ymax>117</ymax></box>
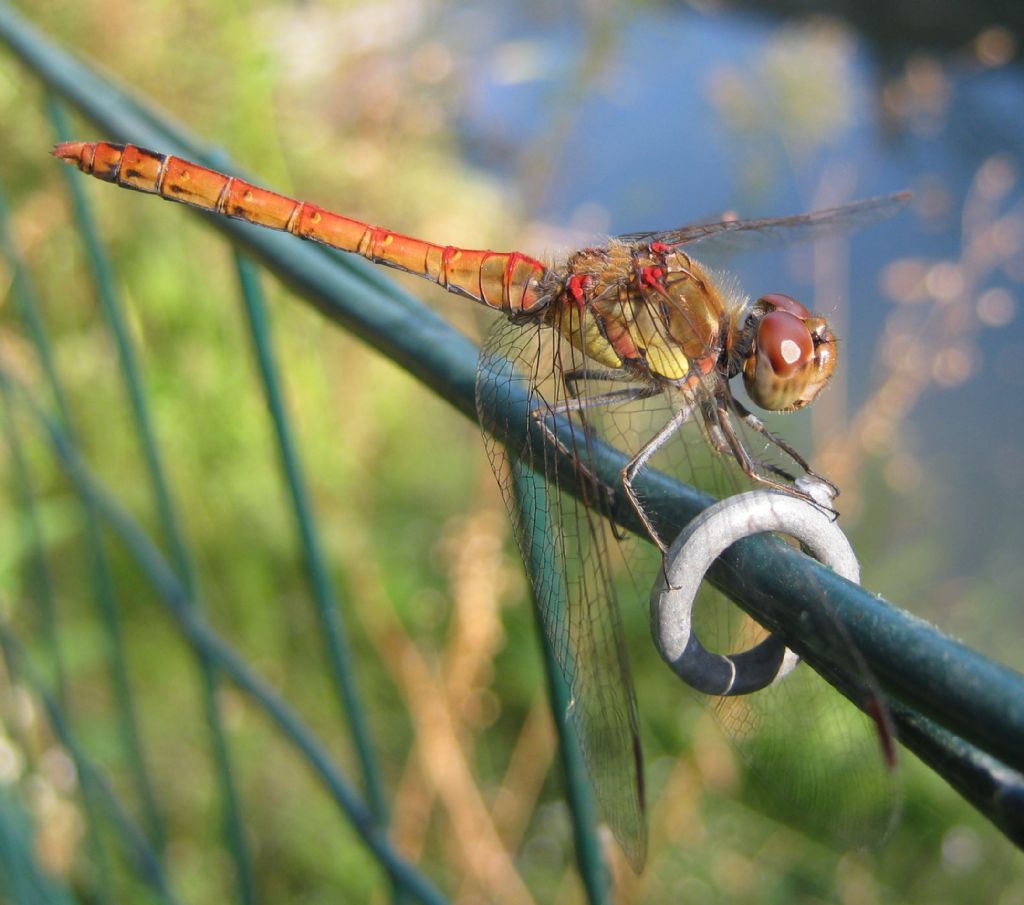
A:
<box><xmin>741</xmin><ymin>293</ymin><xmax>836</xmax><ymax>412</ymax></box>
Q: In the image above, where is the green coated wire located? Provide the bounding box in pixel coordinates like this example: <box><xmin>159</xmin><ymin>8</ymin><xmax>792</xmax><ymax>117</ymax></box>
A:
<box><xmin>0</xmin><ymin>380</ymin><xmax>118</xmax><ymax>905</ymax></box>
<box><xmin>0</xmin><ymin>187</ymin><xmax>166</xmax><ymax>854</ymax></box>
<box><xmin>231</xmin><ymin>256</ymin><xmax>392</xmax><ymax>830</ymax></box>
<box><xmin>0</xmin><ymin>286</ymin><xmax>114</xmax><ymax>905</ymax></box>
<box><xmin>0</xmin><ymin>793</ymin><xmax>47</xmax><ymax>905</ymax></box>
<box><xmin>0</xmin><ymin>624</ymin><xmax>180</xmax><ymax>905</ymax></box>
<box><xmin>45</xmin><ymin>96</ymin><xmax>256</xmax><ymax>905</ymax></box>
<box><xmin>0</xmin><ymin>387</ymin><xmax>113</xmax><ymax>905</ymax></box>
<box><xmin>1</xmin><ymin>370</ymin><xmax>450</xmax><ymax>905</ymax></box>
<box><xmin>510</xmin><ymin>461</ymin><xmax>610</xmax><ymax>904</ymax></box>
<box><xmin>1</xmin><ymin>362</ymin><xmax>67</xmax><ymax>710</ymax></box>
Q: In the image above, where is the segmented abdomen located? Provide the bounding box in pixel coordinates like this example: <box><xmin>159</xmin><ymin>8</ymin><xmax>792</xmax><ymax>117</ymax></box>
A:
<box><xmin>53</xmin><ymin>141</ymin><xmax>549</xmax><ymax>315</ymax></box>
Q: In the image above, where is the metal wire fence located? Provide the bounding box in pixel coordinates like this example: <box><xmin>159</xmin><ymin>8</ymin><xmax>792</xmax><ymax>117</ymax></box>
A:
<box><xmin>1</xmin><ymin>4</ymin><xmax>1023</xmax><ymax>903</ymax></box>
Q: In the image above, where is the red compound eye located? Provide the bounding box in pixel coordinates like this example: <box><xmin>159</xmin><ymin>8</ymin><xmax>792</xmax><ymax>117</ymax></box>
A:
<box><xmin>757</xmin><ymin>310</ymin><xmax>813</xmax><ymax>378</ymax></box>
<box><xmin>757</xmin><ymin>292</ymin><xmax>809</xmax><ymax>319</ymax></box>
<box><xmin>744</xmin><ymin>298</ymin><xmax>836</xmax><ymax>412</ymax></box>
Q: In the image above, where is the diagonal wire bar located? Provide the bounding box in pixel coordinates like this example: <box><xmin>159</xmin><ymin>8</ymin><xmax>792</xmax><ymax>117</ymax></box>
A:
<box><xmin>0</xmin><ymin>789</ymin><xmax>72</xmax><ymax>905</ymax></box>
<box><xmin>231</xmin><ymin>252</ymin><xmax>396</xmax><ymax>875</ymax></box>
<box><xmin>0</xmin><ymin>184</ymin><xmax>166</xmax><ymax>853</ymax></box>
<box><xmin>510</xmin><ymin>462</ymin><xmax>609</xmax><ymax>904</ymax></box>
<box><xmin>2</xmin><ymin>0</ymin><xmax>1023</xmax><ymax>851</ymax></box>
<box><xmin>0</xmin><ymin>383</ymin><xmax>113</xmax><ymax>905</ymax></box>
<box><xmin>45</xmin><ymin>94</ymin><xmax>256</xmax><ymax>905</ymax></box>
<box><xmin>0</xmin><ymin>369</ymin><xmax>449</xmax><ymax>905</ymax></box>
<box><xmin>1</xmin><ymin>349</ymin><xmax>67</xmax><ymax>711</ymax></box>
<box><xmin>0</xmin><ymin>623</ymin><xmax>181</xmax><ymax>905</ymax></box>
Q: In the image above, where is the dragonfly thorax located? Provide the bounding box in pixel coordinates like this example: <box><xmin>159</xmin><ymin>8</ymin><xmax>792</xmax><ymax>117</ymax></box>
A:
<box><xmin>551</xmin><ymin>243</ymin><xmax>731</xmax><ymax>386</ymax></box>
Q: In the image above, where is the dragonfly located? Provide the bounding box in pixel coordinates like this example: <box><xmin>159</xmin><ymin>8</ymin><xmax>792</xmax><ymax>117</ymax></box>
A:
<box><xmin>53</xmin><ymin>140</ymin><xmax>907</xmax><ymax>869</ymax></box>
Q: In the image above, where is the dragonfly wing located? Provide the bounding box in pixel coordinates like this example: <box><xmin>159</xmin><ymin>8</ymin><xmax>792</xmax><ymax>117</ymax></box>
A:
<box><xmin>710</xmin><ymin>616</ymin><xmax>902</xmax><ymax>846</ymax></box>
<box><xmin>617</xmin><ymin>191</ymin><xmax>910</xmax><ymax>254</ymax></box>
<box><xmin>657</xmin><ymin>412</ymin><xmax>902</xmax><ymax>846</ymax></box>
<box><xmin>476</xmin><ymin>317</ymin><xmax>648</xmax><ymax>870</ymax></box>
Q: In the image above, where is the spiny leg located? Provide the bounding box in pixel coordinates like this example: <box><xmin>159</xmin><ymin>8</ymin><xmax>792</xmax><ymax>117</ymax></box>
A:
<box><xmin>532</xmin><ymin>384</ymin><xmax>663</xmax><ymax>534</ymax></box>
<box><xmin>621</xmin><ymin>405</ymin><xmax>694</xmax><ymax>552</ymax></box>
<box><xmin>561</xmin><ymin>367</ymin><xmax>640</xmax><ymax>400</ymax></box>
<box><xmin>713</xmin><ymin>404</ymin><xmax>835</xmax><ymax>515</ymax></box>
<box><xmin>727</xmin><ymin>398</ymin><xmax>840</xmax><ymax>502</ymax></box>
<box><xmin>693</xmin><ymin>396</ymin><xmax>790</xmax><ymax>494</ymax></box>
<box><xmin>536</xmin><ymin>384</ymin><xmax>661</xmax><ymax>421</ymax></box>
<box><xmin>728</xmin><ymin>398</ymin><xmax>812</xmax><ymax>472</ymax></box>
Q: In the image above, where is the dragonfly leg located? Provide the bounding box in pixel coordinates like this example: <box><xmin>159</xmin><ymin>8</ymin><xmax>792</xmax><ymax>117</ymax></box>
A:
<box><xmin>710</xmin><ymin>403</ymin><xmax>788</xmax><ymax>485</ymax></box>
<box><xmin>728</xmin><ymin>399</ymin><xmax>840</xmax><ymax>502</ymax></box>
<box><xmin>621</xmin><ymin>405</ymin><xmax>694</xmax><ymax>553</ymax></box>
<box><xmin>714</xmin><ymin>406</ymin><xmax>837</xmax><ymax>514</ymax></box>
<box><xmin>537</xmin><ymin>384</ymin><xmax>660</xmax><ymax>419</ymax></box>
<box><xmin>532</xmin><ymin>382</ymin><xmax>659</xmax><ymax>472</ymax></box>
<box><xmin>531</xmin><ymin>385</ymin><xmax>663</xmax><ymax>537</ymax></box>
<box><xmin>562</xmin><ymin>368</ymin><xmax>641</xmax><ymax>400</ymax></box>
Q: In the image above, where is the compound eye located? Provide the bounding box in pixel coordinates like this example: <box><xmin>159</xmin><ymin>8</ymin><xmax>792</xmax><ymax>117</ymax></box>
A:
<box><xmin>743</xmin><ymin>308</ymin><xmax>835</xmax><ymax>411</ymax></box>
<box><xmin>756</xmin><ymin>293</ymin><xmax>809</xmax><ymax>319</ymax></box>
<box><xmin>758</xmin><ymin>310</ymin><xmax>814</xmax><ymax>378</ymax></box>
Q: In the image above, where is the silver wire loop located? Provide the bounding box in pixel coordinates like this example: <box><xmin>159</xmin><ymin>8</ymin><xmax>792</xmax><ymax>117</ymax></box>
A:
<box><xmin>650</xmin><ymin>483</ymin><xmax>860</xmax><ymax>696</ymax></box>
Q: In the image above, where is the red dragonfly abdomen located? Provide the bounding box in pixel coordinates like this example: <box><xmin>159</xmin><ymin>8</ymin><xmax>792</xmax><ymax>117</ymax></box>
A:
<box><xmin>53</xmin><ymin>142</ymin><xmax>549</xmax><ymax>315</ymax></box>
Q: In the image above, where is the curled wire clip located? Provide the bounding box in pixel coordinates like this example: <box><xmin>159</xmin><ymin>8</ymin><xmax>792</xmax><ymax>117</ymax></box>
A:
<box><xmin>650</xmin><ymin>483</ymin><xmax>859</xmax><ymax>696</ymax></box>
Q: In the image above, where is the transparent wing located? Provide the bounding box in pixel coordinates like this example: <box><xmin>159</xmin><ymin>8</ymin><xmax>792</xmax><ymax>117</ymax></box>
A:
<box><xmin>696</xmin><ymin>542</ymin><xmax>902</xmax><ymax>846</ymax></box>
<box><xmin>608</xmin><ymin>357</ymin><xmax>902</xmax><ymax>842</ymax></box>
<box><xmin>474</xmin><ymin>281</ymin><xmax>900</xmax><ymax>863</ymax></box>
<box><xmin>617</xmin><ymin>191</ymin><xmax>910</xmax><ymax>254</ymax></box>
<box><xmin>476</xmin><ymin>317</ymin><xmax>648</xmax><ymax>870</ymax></box>
<box><xmin>566</xmin><ymin>357</ymin><xmax>902</xmax><ymax>850</ymax></box>
<box><xmin>639</xmin><ymin>393</ymin><xmax>903</xmax><ymax>843</ymax></box>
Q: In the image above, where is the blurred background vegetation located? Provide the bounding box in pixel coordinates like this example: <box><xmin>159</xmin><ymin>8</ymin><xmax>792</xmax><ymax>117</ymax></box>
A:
<box><xmin>1</xmin><ymin>0</ymin><xmax>1023</xmax><ymax>902</ymax></box>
